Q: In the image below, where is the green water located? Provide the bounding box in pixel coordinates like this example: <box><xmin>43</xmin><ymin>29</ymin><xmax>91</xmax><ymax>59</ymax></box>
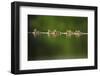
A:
<box><xmin>28</xmin><ymin>15</ymin><xmax>88</xmax><ymax>60</ymax></box>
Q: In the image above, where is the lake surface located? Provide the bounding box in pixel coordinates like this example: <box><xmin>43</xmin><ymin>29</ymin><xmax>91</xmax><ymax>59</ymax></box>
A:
<box><xmin>28</xmin><ymin>33</ymin><xmax>88</xmax><ymax>60</ymax></box>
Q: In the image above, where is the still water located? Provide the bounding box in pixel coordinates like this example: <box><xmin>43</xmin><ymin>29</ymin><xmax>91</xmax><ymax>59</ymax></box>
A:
<box><xmin>28</xmin><ymin>33</ymin><xmax>88</xmax><ymax>61</ymax></box>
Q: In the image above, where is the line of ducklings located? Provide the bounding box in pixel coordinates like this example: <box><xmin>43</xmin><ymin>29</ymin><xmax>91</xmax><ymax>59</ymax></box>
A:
<box><xmin>29</xmin><ymin>29</ymin><xmax>87</xmax><ymax>38</ymax></box>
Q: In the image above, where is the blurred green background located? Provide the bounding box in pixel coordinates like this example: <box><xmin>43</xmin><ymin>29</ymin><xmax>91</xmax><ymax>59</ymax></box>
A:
<box><xmin>28</xmin><ymin>15</ymin><xmax>88</xmax><ymax>61</ymax></box>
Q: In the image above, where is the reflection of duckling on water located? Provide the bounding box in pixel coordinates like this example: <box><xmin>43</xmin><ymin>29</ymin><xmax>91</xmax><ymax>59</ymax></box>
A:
<box><xmin>48</xmin><ymin>29</ymin><xmax>60</xmax><ymax>37</ymax></box>
<box><xmin>61</xmin><ymin>30</ymin><xmax>68</xmax><ymax>36</ymax></box>
<box><xmin>47</xmin><ymin>29</ymin><xmax>51</xmax><ymax>37</ymax></box>
<box><xmin>32</xmin><ymin>29</ymin><xmax>40</xmax><ymax>37</ymax></box>
<box><xmin>74</xmin><ymin>30</ymin><xmax>81</xmax><ymax>37</ymax></box>
<box><xmin>67</xmin><ymin>30</ymin><xmax>73</xmax><ymax>37</ymax></box>
<box><xmin>46</xmin><ymin>29</ymin><xmax>57</xmax><ymax>37</ymax></box>
<box><xmin>52</xmin><ymin>30</ymin><xmax>57</xmax><ymax>37</ymax></box>
<box><xmin>32</xmin><ymin>29</ymin><xmax>37</xmax><ymax>37</ymax></box>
